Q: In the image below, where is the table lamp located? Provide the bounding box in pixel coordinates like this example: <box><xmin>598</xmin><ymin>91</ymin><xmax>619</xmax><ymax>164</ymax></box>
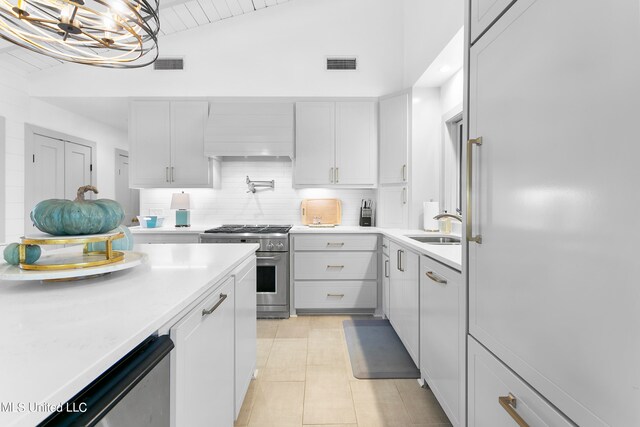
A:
<box><xmin>170</xmin><ymin>192</ymin><xmax>191</xmax><ymax>227</ymax></box>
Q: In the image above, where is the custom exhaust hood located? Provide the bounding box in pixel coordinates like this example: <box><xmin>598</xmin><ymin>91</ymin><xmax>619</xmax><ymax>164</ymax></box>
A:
<box><xmin>204</xmin><ymin>102</ymin><xmax>294</xmax><ymax>158</ymax></box>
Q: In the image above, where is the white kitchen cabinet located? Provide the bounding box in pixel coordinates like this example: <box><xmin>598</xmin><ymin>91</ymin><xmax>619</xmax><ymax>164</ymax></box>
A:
<box><xmin>379</xmin><ymin>93</ymin><xmax>408</xmax><ymax>185</ymax></box>
<box><xmin>469</xmin><ymin>0</ymin><xmax>516</xmax><ymax>43</ymax></box>
<box><xmin>335</xmin><ymin>102</ymin><xmax>376</xmax><ymax>185</ymax></box>
<box><xmin>234</xmin><ymin>258</ymin><xmax>257</xmax><ymax>420</ymax></box>
<box><xmin>129</xmin><ymin>100</ymin><xmax>211</xmax><ymax>188</ymax></box>
<box><xmin>292</xmin><ymin>234</ymin><xmax>378</xmax><ymax>312</ymax></box>
<box><xmin>382</xmin><ymin>251</ymin><xmax>390</xmax><ymax>318</ymax></box>
<box><xmin>294</xmin><ymin>102</ymin><xmax>335</xmax><ymax>186</ymax></box>
<box><xmin>389</xmin><ymin>241</ymin><xmax>419</xmax><ymax>367</ymax></box>
<box><xmin>420</xmin><ymin>255</ymin><xmax>463</xmax><ymax>427</ymax></box>
<box><xmin>170</xmin><ymin>277</ymin><xmax>235</xmax><ymax>427</ymax></box>
<box><xmin>467</xmin><ymin>1</ymin><xmax>640</xmax><ymax>426</ymax></box>
<box><xmin>468</xmin><ymin>337</ymin><xmax>573</xmax><ymax>427</ymax></box>
<box><xmin>294</xmin><ymin>101</ymin><xmax>376</xmax><ymax>187</ymax></box>
<box><xmin>377</xmin><ymin>186</ymin><xmax>408</xmax><ymax>228</ymax></box>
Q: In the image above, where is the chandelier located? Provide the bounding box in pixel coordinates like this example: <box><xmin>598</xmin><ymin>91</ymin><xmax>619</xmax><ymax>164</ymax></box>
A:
<box><xmin>0</xmin><ymin>0</ymin><xmax>160</xmax><ymax>67</ymax></box>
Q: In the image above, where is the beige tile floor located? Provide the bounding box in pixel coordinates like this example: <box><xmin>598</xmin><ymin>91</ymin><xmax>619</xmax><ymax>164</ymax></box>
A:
<box><xmin>235</xmin><ymin>316</ymin><xmax>452</xmax><ymax>427</ymax></box>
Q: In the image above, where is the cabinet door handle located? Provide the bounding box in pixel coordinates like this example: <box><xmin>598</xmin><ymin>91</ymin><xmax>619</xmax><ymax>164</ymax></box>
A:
<box><xmin>382</xmin><ymin>244</ymin><xmax>387</xmax><ymax>248</ymax></box>
<box><xmin>335</xmin><ymin>167</ymin><xmax>339</xmax><ymax>183</ymax></box>
<box><xmin>171</xmin><ymin>166</ymin><xmax>175</xmax><ymax>182</ymax></box>
<box><xmin>385</xmin><ymin>259</ymin><xmax>390</xmax><ymax>278</ymax></box>
<box><xmin>330</xmin><ymin>167</ymin><xmax>334</xmax><ymax>183</ymax></box>
<box><xmin>425</xmin><ymin>271</ymin><xmax>447</xmax><ymax>284</ymax></box>
<box><xmin>202</xmin><ymin>293</ymin><xmax>228</xmax><ymax>317</ymax></box>
<box><xmin>327</xmin><ymin>293</ymin><xmax>345</xmax><ymax>297</ymax></box>
<box><xmin>498</xmin><ymin>394</ymin><xmax>529</xmax><ymax>427</ymax></box>
<box><xmin>165</xmin><ymin>167</ymin><xmax>169</xmax><ymax>183</ymax></box>
<box><xmin>402</xmin><ymin>164</ymin><xmax>407</xmax><ymax>181</ymax></box>
<box><xmin>467</xmin><ymin>137</ymin><xmax>483</xmax><ymax>244</ymax></box>
<box><xmin>402</xmin><ymin>187</ymin><xmax>407</xmax><ymax>204</ymax></box>
<box><xmin>326</xmin><ymin>242</ymin><xmax>345</xmax><ymax>247</ymax></box>
<box><xmin>327</xmin><ymin>265</ymin><xmax>345</xmax><ymax>269</ymax></box>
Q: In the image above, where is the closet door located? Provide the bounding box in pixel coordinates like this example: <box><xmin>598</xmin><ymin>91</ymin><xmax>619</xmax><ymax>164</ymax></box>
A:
<box><xmin>64</xmin><ymin>141</ymin><xmax>93</xmax><ymax>200</ymax></box>
<box><xmin>28</xmin><ymin>133</ymin><xmax>65</xmax><ymax>234</ymax></box>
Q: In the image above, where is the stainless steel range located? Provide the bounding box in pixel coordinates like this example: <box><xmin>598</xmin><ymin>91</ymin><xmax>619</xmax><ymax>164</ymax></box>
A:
<box><xmin>200</xmin><ymin>225</ymin><xmax>292</xmax><ymax>319</ymax></box>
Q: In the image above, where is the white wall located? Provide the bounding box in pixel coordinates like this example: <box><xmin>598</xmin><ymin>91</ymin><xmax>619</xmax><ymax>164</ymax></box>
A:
<box><xmin>410</xmin><ymin>87</ymin><xmax>442</xmax><ymax>229</ymax></box>
<box><xmin>140</xmin><ymin>158</ymin><xmax>375</xmax><ymax>226</ymax></box>
<box><xmin>403</xmin><ymin>0</ymin><xmax>464</xmax><ymax>88</ymax></box>
<box><xmin>440</xmin><ymin>68</ymin><xmax>464</xmax><ymax>114</ymax></box>
<box><xmin>0</xmin><ymin>66</ymin><xmax>128</xmax><ymax>243</ymax></box>
<box><xmin>26</xmin><ymin>0</ymin><xmax>405</xmax><ymax>98</ymax></box>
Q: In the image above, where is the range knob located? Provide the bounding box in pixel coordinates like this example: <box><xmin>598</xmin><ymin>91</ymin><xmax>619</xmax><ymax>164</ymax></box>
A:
<box><xmin>266</xmin><ymin>242</ymin><xmax>275</xmax><ymax>250</ymax></box>
<box><xmin>276</xmin><ymin>242</ymin><xmax>285</xmax><ymax>250</ymax></box>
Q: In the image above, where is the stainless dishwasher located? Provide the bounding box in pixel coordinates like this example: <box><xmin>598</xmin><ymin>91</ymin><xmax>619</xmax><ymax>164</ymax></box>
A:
<box><xmin>39</xmin><ymin>335</ymin><xmax>174</xmax><ymax>427</ymax></box>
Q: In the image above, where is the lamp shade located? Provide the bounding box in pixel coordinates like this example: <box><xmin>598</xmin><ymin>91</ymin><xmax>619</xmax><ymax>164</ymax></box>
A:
<box><xmin>170</xmin><ymin>192</ymin><xmax>191</xmax><ymax>210</ymax></box>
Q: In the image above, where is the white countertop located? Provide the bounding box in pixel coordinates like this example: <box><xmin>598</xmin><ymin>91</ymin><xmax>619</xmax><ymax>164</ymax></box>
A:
<box><xmin>129</xmin><ymin>224</ymin><xmax>214</xmax><ymax>234</ymax></box>
<box><xmin>290</xmin><ymin>226</ymin><xmax>462</xmax><ymax>271</ymax></box>
<box><xmin>0</xmin><ymin>243</ymin><xmax>258</xmax><ymax>427</ymax></box>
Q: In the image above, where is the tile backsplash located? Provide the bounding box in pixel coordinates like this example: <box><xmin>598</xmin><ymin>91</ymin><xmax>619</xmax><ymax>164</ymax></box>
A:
<box><xmin>140</xmin><ymin>158</ymin><xmax>376</xmax><ymax>226</ymax></box>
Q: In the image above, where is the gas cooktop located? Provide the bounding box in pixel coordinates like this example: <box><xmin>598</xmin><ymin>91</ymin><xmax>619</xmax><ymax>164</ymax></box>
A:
<box><xmin>203</xmin><ymin>225</ymin><xmax>292</xmax><ymax>234</ymax></box>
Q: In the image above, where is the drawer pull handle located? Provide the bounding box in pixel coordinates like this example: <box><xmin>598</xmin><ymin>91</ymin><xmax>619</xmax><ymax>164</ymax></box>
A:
<box><xmin>327</xmin><ymin>293</ymin><xmax>345</xmax><ymax>298</ymax></box>
<box><xmin>327</xmin><ymin>242</ymin><xmax>345</xmax><ymax>246</ymax></box>
<box><xmin>425</xmin><ymin>271</ymin><xmax>447</xmax><ymax>284</ymax></box>
<box><xmin>202</xmin><ymin>293</ymin><xmax>228</xmax><ymax>317</ymax></box>
<box><xmin>327</xmin><ymin>265</ymin><xmax>345</xmax><ymax>268</ymax></box>
<box><xmin>498</xmin><ymin>393</ymin><xmax>529</xmax><ymax>427</ymax></box>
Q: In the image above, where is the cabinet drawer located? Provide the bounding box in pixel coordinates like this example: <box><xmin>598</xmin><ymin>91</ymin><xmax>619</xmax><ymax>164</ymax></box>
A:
<box><xmin>295</xmin><ymin>281</ymin><xmax>377</xmax><ymax>309</ymax></box>
<box><xmin>294</xmin><ymin>234</ymin><xmax>378</xmax><ymax>251</ymax></box>
<box><xmin>468</xmin><ymin>337</ymin><xmax>573</xmax><ymax>427</ymax></box>
<box><xmin>294</xmin><ymin>252</ymin><xmax>377</xmax><ymax>280</ymax></box>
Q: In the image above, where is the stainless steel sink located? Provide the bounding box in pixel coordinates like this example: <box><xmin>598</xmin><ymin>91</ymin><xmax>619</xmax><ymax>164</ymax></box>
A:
<box><xmin>406</xmin><ymin>236</ymin><xmax>461</xmax><ymax>245</ymax></box>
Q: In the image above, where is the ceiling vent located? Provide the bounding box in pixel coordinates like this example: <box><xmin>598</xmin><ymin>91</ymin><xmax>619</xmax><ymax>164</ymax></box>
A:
<box><xmin>326</xmin><ymin>57</ymin><xmax>357</xmax><ymax>71</ymax></box>
<box><xmin>153</xmin><ymin>58</ymin><xmax>184</xmax><ymax>71</ymax></box>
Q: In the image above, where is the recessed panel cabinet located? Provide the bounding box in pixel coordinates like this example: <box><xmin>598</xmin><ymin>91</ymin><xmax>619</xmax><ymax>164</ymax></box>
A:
<box><xmin>379</xmin><ymin>93</ymin><xmax>408</xmax><ymax>185</ymax></box>
<box><xmin>130</xmin><ymin>101</ymin><xmax>211</xmax><ymax>188</ymax></box>
<box><xmin>294</xmin><ymin>101</ymin><xmax>376</xmax><ymax>187</ymax></box>
<box><xmin>389</xmin><ymin>241</ymin><xmax>419</xmax><ymax>367</ymax></box>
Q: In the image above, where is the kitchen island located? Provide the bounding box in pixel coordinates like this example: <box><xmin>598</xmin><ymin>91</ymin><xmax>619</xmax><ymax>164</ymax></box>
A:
<box><xmin>0</xmin><ymin>243</ymin><xmax>258</xmax><ymax>427</ymax></box>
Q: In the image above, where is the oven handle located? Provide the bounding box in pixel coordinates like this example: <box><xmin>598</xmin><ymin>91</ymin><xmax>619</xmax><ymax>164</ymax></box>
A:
<box><xmin>257</xmin><ymin>256</ymin><xmax>277</xmax><ymax>260</ymax></box>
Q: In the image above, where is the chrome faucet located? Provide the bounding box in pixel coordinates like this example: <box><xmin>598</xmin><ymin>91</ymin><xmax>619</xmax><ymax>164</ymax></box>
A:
<box><xmin>433</xmin><ymin>212</ymin><xmax>462</xmax><ymax>222</ymax></box>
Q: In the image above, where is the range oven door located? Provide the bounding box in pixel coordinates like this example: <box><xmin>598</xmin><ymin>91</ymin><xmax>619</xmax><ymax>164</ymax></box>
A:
<box><xmin>256</xmin><ymin>251</ymin><xmax>289</xmax><ymax>308</ymax></box>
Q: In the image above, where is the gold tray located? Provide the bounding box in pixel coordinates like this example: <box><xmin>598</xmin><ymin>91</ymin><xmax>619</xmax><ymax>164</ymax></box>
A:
<box><xmin>19</xmin><ymin>232</ymin><xmax>125</xmax><ymax>271</ymax></box>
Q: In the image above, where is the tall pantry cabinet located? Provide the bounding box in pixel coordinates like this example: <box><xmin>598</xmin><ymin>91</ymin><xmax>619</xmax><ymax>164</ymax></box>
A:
<box><xmin>465</xmin><ymin>1</ymin><xmax>640</xmax><ymax>426</ymax></box>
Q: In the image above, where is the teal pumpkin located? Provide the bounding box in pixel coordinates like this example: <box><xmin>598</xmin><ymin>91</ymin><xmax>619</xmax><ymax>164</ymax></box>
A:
<box><xmin>30</xmin><ymin>186</ymin><xmax>125</xmax><ymax>236</ymax></box>
<box><xmin>87</xmin><ymin>225</ymin><xmax>134</xmax><ymax>252</ymax></box>
<box><xmin>3</xmin><ymin>243</ymin><xmax>41</xmax><ymax>265</ymax></box>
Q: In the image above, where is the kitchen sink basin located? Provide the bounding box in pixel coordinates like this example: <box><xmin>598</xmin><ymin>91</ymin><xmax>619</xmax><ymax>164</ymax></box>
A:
<box><xmin>406</xmin><ymin>236</ymin><xmax>461</xmax><ymax>245</ymax></box>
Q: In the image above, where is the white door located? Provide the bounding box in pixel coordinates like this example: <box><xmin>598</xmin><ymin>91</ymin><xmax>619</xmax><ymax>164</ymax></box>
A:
<box><xmin>377</xmin><ymin>186</ymin><xmax>408</xmax><ymax>228</ymax></box>
<box><xmin>28</xmin><ymin>134</ymin><xmax>65</xmax><ymax>234</ymax></box>
<box><xmin>294</xmin><ymin>102</ymin><xmax>335</xmax><ymax>185</ymax></box>
<box><xmin>468</xmin><ymin>1</ymin><xmax>640</xmax><ymax>426</ymax></box>
<box><xmin>115</xmin><ymin>152</ymin><xmax>139</xmax><ymax>226</ymax></box>
<box><xmin>129</xmin><ymin>101</ymin><xmax>172</xmax><ymax>188</ymax></box>
<box><xmin>335</xmin><ymin>102</ymin><xmax>376</xmax><ymax>185</ymax></box>
<box><xmin>171</xmin><ymin>278</ymin><xmax>235</xmax><ymax>427</ymax></box>
<box><xmin>379</xmin><ymin>94</ymin><xmax>408</xmax><ymax>184</ymax></box>
<box><xmin>170</xmin><ymin>101</ymin><xmax>211</xmax><ymax>187</ymax></box>
<box><xmin>64</xmin><ymin>141</ymin><xmax>92</xmax><ymax>201</ymax></box>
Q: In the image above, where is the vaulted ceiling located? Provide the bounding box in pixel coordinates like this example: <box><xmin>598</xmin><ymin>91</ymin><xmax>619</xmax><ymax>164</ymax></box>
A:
<box><xmin>0</xmin><ymin>0</ymin><xmax>290</xmax><ymax>74</ymax></box>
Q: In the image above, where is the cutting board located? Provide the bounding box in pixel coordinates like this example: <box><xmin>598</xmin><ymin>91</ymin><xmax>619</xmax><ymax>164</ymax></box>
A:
<box><xmin>301</xmin><ymin>199</ymin><xmax>342</xmax><ymax>226</ymax></box>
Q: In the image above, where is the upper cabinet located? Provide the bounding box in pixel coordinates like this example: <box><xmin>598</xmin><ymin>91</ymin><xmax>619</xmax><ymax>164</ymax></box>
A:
<box><xmin>129</xmin><ymin>100</ymin><xmax>211</xmax><ymax>188</ymax></box>
<box><xmin>379</xmin><ymin>93</ymin><xmax>409</xmax><ymax>185</ymax></box>
<box><xmin>294</xmin><ymin>101</ymin><xmax>377</xmax><ymax>187</ymax></box>
<box><xmin>470</xmin><ymin>0</ymin><xmax>517</xmax><ymax>43</ymax></box>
